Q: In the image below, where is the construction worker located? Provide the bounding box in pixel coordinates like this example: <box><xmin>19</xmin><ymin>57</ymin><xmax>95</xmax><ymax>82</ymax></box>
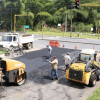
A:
<box><xmin>49</xmin><ymin>56</ymin><xmax>58</xmax><ymax>80</ymax></box>
<box><xmin>19</xmin><ymin>43</ymin><xmax>23</xmax><ymax>55</ymax></box>
<box><xmin>47</xmin><ymin>45</ymin><xmax>52</xmax><ymax>57</ymax></box>
<box><xmin>63</xmin><ymin>52</ymin><xmax>71</xmax><ymax>70</ymax></box>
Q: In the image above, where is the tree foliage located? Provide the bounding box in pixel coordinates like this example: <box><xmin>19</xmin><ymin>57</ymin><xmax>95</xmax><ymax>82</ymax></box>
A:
<box><xmin>0</xmin><ymin>0</ymin><xmax>100</xmax><ymax>32</ymax></box>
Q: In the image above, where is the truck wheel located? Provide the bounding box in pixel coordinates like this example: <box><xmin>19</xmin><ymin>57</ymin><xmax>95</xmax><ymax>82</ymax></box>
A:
<box><xmin>89</xmin><ymin>74</ymin><xmax>96</xmax><ymax>87</ymax></box>
<box><xmin>16</xmin><ymin>72</ymin><xmax>27</xmax><ymax>86</ymax></box>
<box><xmin>96</xmin><ymin>69</ymin><xmax>100</xmax><ymax>81</ymax></box>
<box><xmin>27</xmin><ymin>43</ymin><xmax>32</xmax><ymax>49</ymax></box>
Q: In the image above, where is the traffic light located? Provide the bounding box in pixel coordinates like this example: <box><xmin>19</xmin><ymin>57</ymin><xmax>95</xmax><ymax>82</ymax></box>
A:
<box><xmin>75</xmin><ymin>0</ymin><xmax>79</xmax><ymax>9</ymax></box>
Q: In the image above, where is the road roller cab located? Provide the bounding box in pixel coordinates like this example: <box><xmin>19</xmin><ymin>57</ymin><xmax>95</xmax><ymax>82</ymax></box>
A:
<box><xmin>0</xmin><ymin>57</ymin><xmax>26</xmax><ymax>85</ymax></box>
<box><xmin>66</xmin><ymin>49</ymin><xmax>100</xmax><ymax>87</ymax></box>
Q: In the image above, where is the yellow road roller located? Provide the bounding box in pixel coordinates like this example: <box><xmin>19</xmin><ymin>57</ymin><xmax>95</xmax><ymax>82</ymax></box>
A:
<box><xmin>0</xmin><ymin>57</ymin><xmax>26</xmax><ymax>85</ymax></box>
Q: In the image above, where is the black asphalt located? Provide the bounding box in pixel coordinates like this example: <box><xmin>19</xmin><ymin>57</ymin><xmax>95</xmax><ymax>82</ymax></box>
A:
<box><xmin>14</xmin><ymin>47</ymin><xmax>80</xmax><ymax>85</ymax></box>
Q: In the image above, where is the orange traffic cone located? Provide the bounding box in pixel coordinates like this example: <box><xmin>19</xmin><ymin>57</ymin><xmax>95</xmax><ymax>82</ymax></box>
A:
<box><xmin>63</xmin><ymin>43</ymin><xmax>64</xmax><ymax>47</ymax></box>
<box><xmin>93</xmin><ymin>45</ymin><xmax>94</xmax><ymax>50</ymax></box>
<box><xmin>75</xmin><ymin>45</ymin><xmax>77</xmax><ymax>49</ymax></box>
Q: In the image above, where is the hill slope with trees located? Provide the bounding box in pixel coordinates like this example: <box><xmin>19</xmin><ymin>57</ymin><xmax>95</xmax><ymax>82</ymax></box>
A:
<box><xmin>0</xmin><ymin>0</ymin><xmax>100</xmax><ymax>32</ymax></box>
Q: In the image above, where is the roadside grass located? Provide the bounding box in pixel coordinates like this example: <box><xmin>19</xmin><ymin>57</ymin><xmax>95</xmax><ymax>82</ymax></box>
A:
<box><xmin>25</xmin><ymin>27</ymin><xmax>100</xmax><ymax>39</ymax></box>
<box><xmin>0</xmin><ymin>50</ymin><xmax>6</xmax><ymax>55</ymax></box>
<box><xmin>87</xmin><ymin>87</ymin><xmax>100</xmax><ymax>100</ymax></box>
<box><xmin>27</xmin><ymin>30</ymin><xmax>100</xmax><ymax>39</ymax></box>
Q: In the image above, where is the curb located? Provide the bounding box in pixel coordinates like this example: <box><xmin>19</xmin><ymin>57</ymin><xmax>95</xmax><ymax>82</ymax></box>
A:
<box><xmin>39</xmin><ymin>39</ymin><xmax>100</xmax><ymax>45</ymax></box>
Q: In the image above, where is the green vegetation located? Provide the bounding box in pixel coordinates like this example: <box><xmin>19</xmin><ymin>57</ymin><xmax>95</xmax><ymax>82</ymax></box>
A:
<box><xmin>0</xmin><ymin>0</ymin><xmax>100</xmax><ymax>33</ymax></box>
<box><xmin>0</xmin><ymin>50</ymin><xmax>7</xmax><ymax>55</ymax></box>
<box><xmin>27</xmin><ymin>29</ymin><xmax>100</xmax><ymax>39</ymax></box>
<box><xmin>87</xmin><ymin>87</ymin><xmax>100</xmax><ymax>100</ymax></box>
<box><xmin>26</xmin><ymin>26</ymin><xmax>100</xmax><ymax>39</ymax></box>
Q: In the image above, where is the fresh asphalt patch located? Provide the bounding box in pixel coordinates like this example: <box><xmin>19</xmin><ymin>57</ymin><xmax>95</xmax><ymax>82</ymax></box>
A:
<box><xmin>1</xmin><ymin>48</ymin><xmax>97</xmax><ymax>100</ymax></box>
<box><xmin>14</xmin><ymin>47</ymin><xmax>80</xmax><ymax>85</ymax></box>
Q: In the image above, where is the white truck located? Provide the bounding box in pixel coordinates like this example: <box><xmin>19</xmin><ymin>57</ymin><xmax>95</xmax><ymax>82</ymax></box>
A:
<box><xmin>0</xmin><ymin>33</ymin><xmax>34</xmax><ymax>51</ymax></box>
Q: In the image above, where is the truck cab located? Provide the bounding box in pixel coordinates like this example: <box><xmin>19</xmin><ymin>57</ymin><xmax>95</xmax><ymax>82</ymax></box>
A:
<box><xmin>0</xmin><ymin>33</ymin><xmax>19</xmax><ymax>49</ymax></box>
<box><xmin>0</xmin><ymin>33</ymin><xmax>34</xmax><ymax>50</ymax></box>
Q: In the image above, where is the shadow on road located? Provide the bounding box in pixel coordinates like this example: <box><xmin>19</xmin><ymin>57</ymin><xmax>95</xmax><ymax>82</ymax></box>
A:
<box><xmin>2</xmin><ymin>82</ymin><xmax>17</xmax><ymax>87</ymax></box>
<box><xmin>58</xmin><ymin>77</ymin><xmax>86</xmax><ymax>89</ymax></box>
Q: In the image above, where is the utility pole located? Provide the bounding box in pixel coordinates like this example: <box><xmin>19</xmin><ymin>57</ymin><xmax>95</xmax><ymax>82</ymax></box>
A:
<box><xmin>6</xmin><ymin>8</ymin><xmax>18</xmax><ymax>32</ymax></box>
<box><xmin>70</xmin><ymin>9</ymin><xmax>72</xmax><ymax>38</ymax></box>
<box><xmin>0</xmin><ymin>8</ymin><xmax>17</xmax><ymax>32</ymax></box>
<box><xmin>14</xmin><ymin>14</ymin><xmax>16</xmax><ymax>33</ymax></box>
<box><xmin>42</xmin><ymin>22</ymin><xmax>44</xmax><ymax>39</ymax></box>
<box><xmin>65</xmin><ymin>14</ymin><xmax>67</xmax><ymax>32</ymax></box>
<box><xmin>96</xmin><ymin>20</ymin><xmax>97</xmax><ymax>34</ymax></box>
<box><xmin>11</xmin><ymin>8</ymin><xmax>12</xmax><ymax>32</ymax></box>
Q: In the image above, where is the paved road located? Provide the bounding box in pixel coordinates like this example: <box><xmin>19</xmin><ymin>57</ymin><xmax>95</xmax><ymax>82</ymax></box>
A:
<box><xmin>0</xmin><ymin>35</ymin><xmax>100</xmax><ymax>100</ymax></box>
<box><xmin>0</xmin><ymin>33</ymin><xmax>100</xmax><ymax>51</ymax></box>
<box><xmin>34</xmin><ymin>35</ymin><xmax>100</xmax><ymax>51</ymax></box>
<box><xmin>0</xmin><ymin>47</ymin><xmax>100</xmax><ymax>100</ymax></box>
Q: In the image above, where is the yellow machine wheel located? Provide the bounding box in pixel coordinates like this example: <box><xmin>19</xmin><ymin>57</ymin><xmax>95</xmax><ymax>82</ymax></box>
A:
<box><xmin>89</xmin><ymin>74</ymin><xmax>96</xmax><ymax>87</ymax></box>
<box><xmin>16</xmin><ymin>72</ymin><xmax>27</xmax><ymax>86</ymax></box>
<box><xmin>96</xmin><ymin>69</ymin><xmax>100</xmax><ymax>81</ymax></box>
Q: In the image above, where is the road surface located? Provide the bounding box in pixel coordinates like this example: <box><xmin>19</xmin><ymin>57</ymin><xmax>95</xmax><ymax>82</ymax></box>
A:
<box><xmin>0</xmin><ymin>35</ymin><xmax>100</xmax><ymax>100</ymax></box>
<box><xmin>34</xmin><ymin>35</ymin><xmax>100</xmax><ymax>51</ymax></box>
<box><xmin>0</xmin><ymin>47</ymin><xmax>99</xmax><ymax>100</ymax></box>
